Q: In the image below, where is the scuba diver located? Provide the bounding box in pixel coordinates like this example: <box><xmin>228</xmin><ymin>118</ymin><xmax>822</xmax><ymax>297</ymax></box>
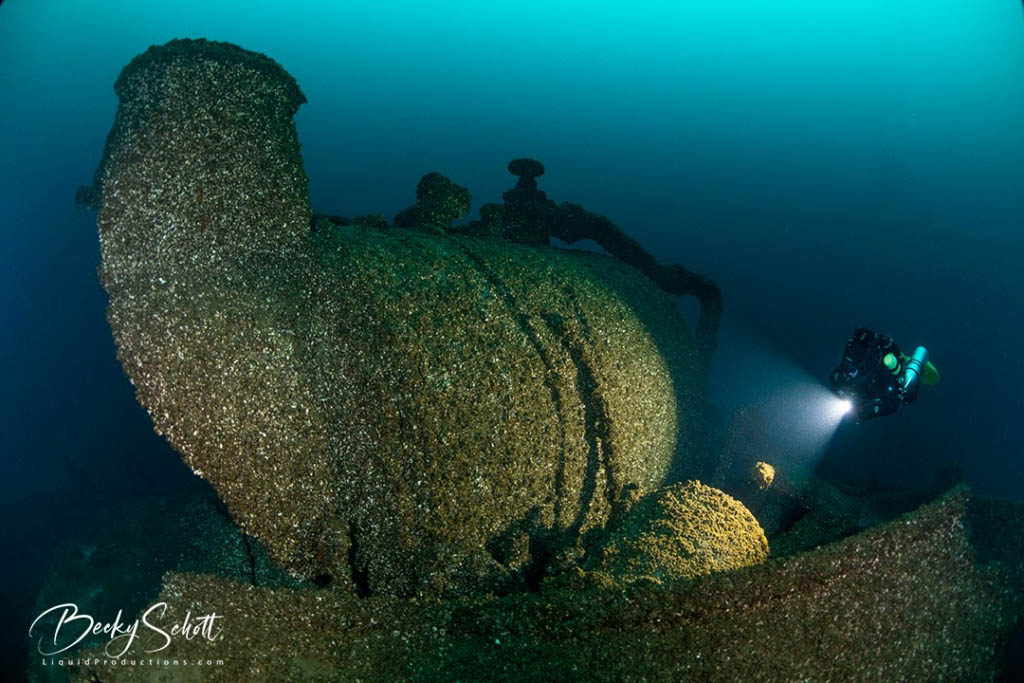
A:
<box><xmin>829</xmin><ymin>328</ymin><xmax>940</xmax><ymax>421</ymax></box>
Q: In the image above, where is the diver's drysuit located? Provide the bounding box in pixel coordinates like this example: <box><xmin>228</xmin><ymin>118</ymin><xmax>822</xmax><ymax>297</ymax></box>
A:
<box><xmin>829</xmin><ymin>328</ymin><xmax>939</xmax><ymax>421</ymax></box>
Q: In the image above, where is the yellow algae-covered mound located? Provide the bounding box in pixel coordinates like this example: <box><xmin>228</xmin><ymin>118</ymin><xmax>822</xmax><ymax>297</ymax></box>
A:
<box><xmin>595</xmin><ymin>480</ymin><xmax>769</xmax><ymax>584</ymax></box>
<box><xmin>752</xmin><ymin>460</ymin><xmax>775</xmax><ymax>490</ymax></box>
<box><xmin>86</xmin><ymin>38</ymin><xmax>702</xmax><ymax>596</ymax></box>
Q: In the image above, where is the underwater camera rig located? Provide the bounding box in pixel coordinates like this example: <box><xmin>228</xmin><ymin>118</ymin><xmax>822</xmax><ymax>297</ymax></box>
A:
<box><xmin>829</xmin><ymin>328</ymin><xmax>937</xmax><ymax>421</ymax></box>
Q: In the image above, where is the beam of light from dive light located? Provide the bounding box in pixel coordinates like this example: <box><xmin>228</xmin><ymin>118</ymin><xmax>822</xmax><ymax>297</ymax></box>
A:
<box><xmin>709</xmin><ymin>314</ymin><xmax>852</xmax><ymax>468</ymax></box>
<box><xmin>828</xmin><ymin>397</ymin><xmax>853</xmax><ymax>420</ymax></box>
<box><xmin>755</xmin><ymin>382</ymin><xmax>853</xmax><ymax>464</ymax></box>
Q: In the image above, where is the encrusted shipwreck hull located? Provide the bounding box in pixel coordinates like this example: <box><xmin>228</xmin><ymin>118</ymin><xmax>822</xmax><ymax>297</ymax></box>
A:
<box><xmin>90</xmin><ymin>39</ymin><xmax>701</xmax><ymax>596</ymax></box>
<box><xmin>72</xmin><ymin>487</ymin><xmax>1020</xmax><ymax>681</ymax></box>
